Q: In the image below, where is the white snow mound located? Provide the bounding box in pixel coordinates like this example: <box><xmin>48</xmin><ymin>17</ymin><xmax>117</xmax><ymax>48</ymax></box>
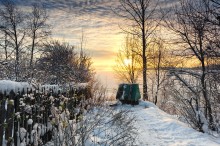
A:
<box><xmin>123</xmin><ymin>100</ymin><xmax>220</xmax><ymax>146</ymax></box>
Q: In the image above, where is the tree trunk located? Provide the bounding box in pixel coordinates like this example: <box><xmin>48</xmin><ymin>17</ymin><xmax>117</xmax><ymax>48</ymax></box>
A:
<box><xmin>143</xmin><ymin>55</ymin><xmax>148</xmax><ymax>100</ymax></box>
<box><xmin>155</xmin><ymin>50</ymin><xmax>161</xmax><ymax>105</ymax></box>
<box><xmin>4</xmin><ymin>33</ymin><xmax>8</xmax><ymax>61</ymax></box>
<box><xmin>142</xmin><ymin>28</ymin><xmax>148</xmax><ymax>100</ymax></box>
<box><xmin>201</xmin><ymin>60</ymin><xmax>214</xmax><ymax>129</ymax></box>
<box><xmin>30</xmin><ymin>31</ymin><xmax>36</xmax><ymax>79</ymax></box>
<box><xmin>14</xmin><ymin>25</ymin><xmax>19</xmax><ymax>81</ymax></box>
<box><xmin>141</xmin><ymin>0</ymin><xmax>148</xmax><ymax>101</ymax></box>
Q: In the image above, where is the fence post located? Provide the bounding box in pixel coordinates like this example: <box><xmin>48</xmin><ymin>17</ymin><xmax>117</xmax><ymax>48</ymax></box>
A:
<box><xmin>5</xmin><ymin>90</ymin><xmax>15</xmax><ymax>146</ymax></box>
<box><xmin>27</xmin><ymin>119</ymin><xmax>32</xmax><ymax>145</ymax></box>
<box><xmin>0</xmin><ymin>92</ymin><xmax>6</xmax><ymax>146</ymax></box>
<box><xmin>14</xmin><ymin>91</ymin><xmax>21</xmax><ymax>146</ymax></box>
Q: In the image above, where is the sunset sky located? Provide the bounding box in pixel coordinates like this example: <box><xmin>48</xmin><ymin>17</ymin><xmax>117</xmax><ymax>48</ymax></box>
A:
<box><xmin>11</xmin><ymin>0</ymin><xmax>123</xmax><ymax>88</ymax></box>
<box><xmin>14</xmin><ymin>0</ymin><xmax>177</xmax><ymax>89</ymax></box>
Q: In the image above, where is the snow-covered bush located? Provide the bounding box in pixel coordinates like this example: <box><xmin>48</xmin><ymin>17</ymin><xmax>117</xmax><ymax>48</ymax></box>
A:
<box><xmin>163</xmin><ymin>69</ymin><xmax>220</xmax><ymax>134</ymax></box>
<box><xmin>46</xmin><ymin>82</ymin><xmax>137</xmax><ymax>146</ymax></box>
<box><xmin>35</xmin><ymin>41</ymin><xmax>93</xmax><ymax>84</ymax></box>
<box><xmin>50</xmin><ymin>99</ymin><xmax>137</xmax><ymax>146</ymax></box>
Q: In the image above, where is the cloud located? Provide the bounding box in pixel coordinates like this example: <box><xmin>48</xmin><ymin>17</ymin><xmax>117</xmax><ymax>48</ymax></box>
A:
<box><xmin>2</xmin><ymin>0</ymin><xmax>177</xmax><ymax>73</ymax></box>
<box><xmin>89</xmin><ymin>49</ymin><xmax>116</xmax><ymax>58</ymax></box>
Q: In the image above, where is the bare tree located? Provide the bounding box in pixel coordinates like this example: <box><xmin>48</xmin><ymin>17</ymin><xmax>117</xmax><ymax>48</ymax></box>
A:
<box><xmin>0</xmin><ymin>32</ymin><xmax>9</xmax><ymax>61</ymax></box>
<box><xmin>36</xmin><ymin>41</ymin><xmax>77</xmax><ymax>84</ymax></box>
<box><xmin>114</xmin><ymin>34</ymin><xmax>142</xmax><ymax>83</ymax></box>
<box><xmin>28</xmin><ymin>3</ymin><xmax>50</xmax><ymax>79</ymax></box>
<box><xmin>205</xmin><ymin>0</ymin><xmax>220</xmax><ymax>26</ymax></box>
<box><xmin>165</xmin><ymin>0</ymin><xmax>220</xmax><ymax>130</ymax></box>
<box><xmin>0</xmin><ymin>31</ymin><xmax>12</xmax><ymax>79</ymax></box>
<box><xmin>74</xmin><ymin>52</ymin><xmax>94</xmax><ymax>83</ymax></box>
<box><xmin>74</xmin><ymin>31</ymin><xmax>94</xmax><ymax>83</ymax></box>
<box><xmin>36</xmin><ymin>41</ymin><xmax>93</xmax><ymax>84</ymax></box>
<box><xmin>204</xmin><ymin>0</ymin><xmax>220</xmax><ymax>58</ymax></box>
<box><xmin>115</xmin><ymin>0</ymin><xmax>161</xmax><ymax>100</ymax></box>
<box><xmin>148</xmin><ymin>38</ymin><xmax>169</xmax><ymax>105</ymax></box>
<box><xmin>0</xmin><ymin>0</ymin><xmax>26</xmax><ymax>81</ymax></box>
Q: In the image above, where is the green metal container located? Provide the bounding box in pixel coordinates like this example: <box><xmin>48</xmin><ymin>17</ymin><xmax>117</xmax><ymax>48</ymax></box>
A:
<box><xmin>116</xmin><ymin>84</ymin><xmax>124</xmax><ymax>100</ymax></box>
<box><xmin>130</xmin><ymin>84</ymin><xmax>141</xmax><ymax>101</ymax></box>
<box><xmin>116</xmin><ymin>83</ymin><xmax>141</xmax><ymax>105</ymax></box>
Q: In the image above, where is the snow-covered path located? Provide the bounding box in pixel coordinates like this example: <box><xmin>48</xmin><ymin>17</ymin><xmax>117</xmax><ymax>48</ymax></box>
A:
<box><xmin>123</xmin><ymin>101</ymin><xmax>220</xmax><ymax>146</ymax></box>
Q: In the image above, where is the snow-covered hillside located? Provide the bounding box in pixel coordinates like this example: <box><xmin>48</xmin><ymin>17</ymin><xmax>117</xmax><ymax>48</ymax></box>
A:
<box><xmin>120</xmin><ymin>101</ymin><xmax>220</xmax><ymax>146</ymax></box>
<box><xmin>43</xmin><ymin>100</ymin><xmax>220</xmax><ymax>146</ymax></box>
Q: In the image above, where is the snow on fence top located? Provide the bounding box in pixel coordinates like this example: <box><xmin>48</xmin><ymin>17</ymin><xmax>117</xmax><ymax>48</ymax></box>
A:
<box><xmin>0</xmin><ymin>80</ymin><xmax>32</xmax><ymax>95</ymax></box>
<box><xmin>70</xmin><ymin>82</ymin><xmax>88</xmax><ymax>89</ymax></box>
<box><xmin>0</xmin><ymin>80</ymin><xmax>89</xmax><ymax>95</ymax></box>
<box><xmin>40</xmin><ymin>83</ymin><xmax>88</xmax><ymax>93</ymax></box>
<box><xmin>40</xmin><ymin>84</ymin><xmax>61</xmax><ymax>93</ymax></box>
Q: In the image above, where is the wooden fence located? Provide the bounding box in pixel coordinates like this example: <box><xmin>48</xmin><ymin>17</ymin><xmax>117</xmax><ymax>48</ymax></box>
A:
<box><xmin>0</xmin><ymin>86</ymin><xmax>91</xmax><ymax>146</ymax></box>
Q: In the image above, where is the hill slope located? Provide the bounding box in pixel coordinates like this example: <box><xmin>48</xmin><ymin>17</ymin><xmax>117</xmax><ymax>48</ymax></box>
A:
<box><xmin>123</xmin><ymin>101</ymin><xmax>220</xmax><ymax>146</ymax></box>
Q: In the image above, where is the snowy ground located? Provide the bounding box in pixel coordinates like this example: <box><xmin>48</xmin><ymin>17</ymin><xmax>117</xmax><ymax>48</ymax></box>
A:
<box><xmin>44</xmin><ymin>100</ymin><xmax>220</xmax><ymax>146</ymax></box>
<box><xmin>120</xmin><ymin>101</ymin><xmax>220</xmax><ymax>146</ymax></box>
